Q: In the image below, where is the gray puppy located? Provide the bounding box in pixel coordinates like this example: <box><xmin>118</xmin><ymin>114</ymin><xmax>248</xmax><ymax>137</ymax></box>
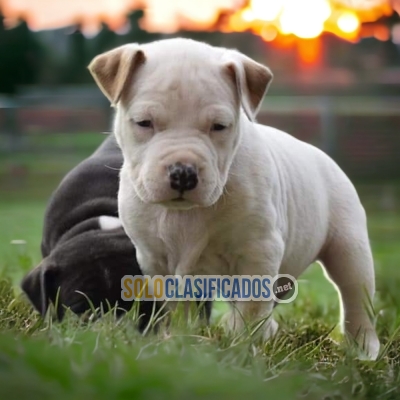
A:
<box><xmin>21</xmin><ymin>136</ymin><xmax>157</xmax><ymax>330</ymax></box>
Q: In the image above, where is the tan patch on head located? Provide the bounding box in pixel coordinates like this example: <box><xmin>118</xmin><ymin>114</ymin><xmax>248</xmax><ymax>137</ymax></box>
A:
<box><xmin>224</xmin><ymin>52</ymin><xmax>273</xmax><ymax>120</ymax></box>
<box><xmin>88</xmin><ymin>44</ymin><xmax>146</xmax><ymax>106</ymax></box>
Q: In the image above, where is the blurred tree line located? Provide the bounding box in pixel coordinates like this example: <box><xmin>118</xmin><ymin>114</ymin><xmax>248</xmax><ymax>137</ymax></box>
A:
<box><xmin>0</xmin><ymin>8</ymin><xmax>399</xmax><ymax>95</ymax></box>
<box><xmin>0</xmin><ymin>14</ymin><xmax>42</xmax><ymax>95</ymax></box>
<box><xmin>0</xmin><ymin>11</ymin><xmax>165</xmax><ymax>93</ymax></box>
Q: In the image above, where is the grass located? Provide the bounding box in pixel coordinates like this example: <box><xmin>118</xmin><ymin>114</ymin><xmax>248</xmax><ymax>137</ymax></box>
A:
<box><xmin>1</xmin><ymin>135</ymin><xmax>400</xmax><ymax>399</ymax></box>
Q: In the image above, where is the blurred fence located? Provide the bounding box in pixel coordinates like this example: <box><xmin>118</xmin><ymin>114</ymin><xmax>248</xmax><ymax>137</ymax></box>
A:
<box><xmin>259</xmin><ymin>95</ymin><xmax>400</xmax><ymax>179</ymax></box>
<box><xmin>0</xmin><ymin>86</ymin><xmax>110</xmax><ymax>137</ymax></box>
<box><xmin>1</xmin><ymin>86</ymin><xmax>400</xmax><ymax>180</ymax></box>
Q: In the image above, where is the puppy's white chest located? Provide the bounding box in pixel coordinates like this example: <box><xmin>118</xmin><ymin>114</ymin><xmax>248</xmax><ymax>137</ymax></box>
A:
<box><xmin>134</xmin><ymin>208</ymin><xmax>239</xmax><ymax>277</ymax></box>
<box><xmin>156</xmin><ymin>211</ymin><xmax>230</xmax><ymax>276</ymax></box>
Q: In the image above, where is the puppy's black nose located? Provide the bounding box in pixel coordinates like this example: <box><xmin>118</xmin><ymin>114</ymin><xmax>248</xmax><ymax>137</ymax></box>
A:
<box><xmin>168</xmin><ymin>162</ymin><xmax>198</xmax><ymax>192</ymax></box>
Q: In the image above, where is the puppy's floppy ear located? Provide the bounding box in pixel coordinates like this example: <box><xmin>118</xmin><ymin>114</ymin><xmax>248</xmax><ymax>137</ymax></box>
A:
<box><xmin>224</xmin><ymin>51</ymin><xmax>273</xmax><ymax>121</ymax></box>
<box><xmin>21</xmin><ymin>258</ymin><xmax>60</xmax><ymax>317</ymax></box>
<box><xmin>88</xmin><ymin>44</ymin><xmax>145</xmax><ymax>106</ymax></box>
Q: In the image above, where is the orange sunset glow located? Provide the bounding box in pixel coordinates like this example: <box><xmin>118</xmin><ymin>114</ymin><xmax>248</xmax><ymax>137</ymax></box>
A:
<box><xmin>225</xmin><ymin>0</ymin><xmax>397</xmax><ymax>42</ymax></box>
<box><xmin>1</xmin><ymin>0</ymin><xmax>398</xmax><ymax>42</ymax></box>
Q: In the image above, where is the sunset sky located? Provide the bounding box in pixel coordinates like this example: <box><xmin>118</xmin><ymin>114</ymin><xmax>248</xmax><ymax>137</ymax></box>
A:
<box><xmin>1</xmin><ymin>0</ymin><xmax>243</xmax><ymax>32</ymax></box>
<box><xmin>1</xmin><ymin>0</ymin><xmax>399</xmax><ymax>36</ymax></box>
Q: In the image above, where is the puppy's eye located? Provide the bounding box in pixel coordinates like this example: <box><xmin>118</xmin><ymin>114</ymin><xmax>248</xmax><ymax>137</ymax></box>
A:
<box><xmin>212</xmin><ymin>123</ymin><xmax>227</xmax><ymax>131</ymax></box>
<box><xmin>136</xmin><ymin>120</ymin><xmax>153</xmax><ymax>128</ymax></box>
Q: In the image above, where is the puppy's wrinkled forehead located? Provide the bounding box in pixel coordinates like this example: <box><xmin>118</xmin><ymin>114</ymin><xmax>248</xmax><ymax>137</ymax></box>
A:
<box><xmin>130</xmin><ymin>41</ymin><xmax>236</xmax><ymax>113</ymax></box>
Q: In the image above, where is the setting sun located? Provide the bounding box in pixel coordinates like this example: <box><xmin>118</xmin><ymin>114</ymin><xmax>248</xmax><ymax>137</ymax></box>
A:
<box><xmin>279</xmin><ymin>0</ymin><xmax>331</xmax><ymax>38</ymax></box>
<box><xmin>223</xmin><ymin>0</ymin><xmax>394</xmax><ymax>42</ymax></box>
<box><xmin>337</xmin><ymin>10</ymin><xmax>361</xmax><ymax>33</ymax></box>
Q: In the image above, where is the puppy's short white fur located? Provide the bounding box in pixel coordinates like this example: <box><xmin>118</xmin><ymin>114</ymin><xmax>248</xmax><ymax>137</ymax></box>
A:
<box><xmin>89</xmin><ymin>38</ymin><xmax>379</xmax><ymax>359</ymax></box>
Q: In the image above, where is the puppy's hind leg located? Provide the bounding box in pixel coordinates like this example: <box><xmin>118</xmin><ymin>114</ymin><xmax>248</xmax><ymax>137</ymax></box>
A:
<box><xmin>320</xmin><ymin>230</ymin><xmax>380</xmax><ymax>360</ymax></box>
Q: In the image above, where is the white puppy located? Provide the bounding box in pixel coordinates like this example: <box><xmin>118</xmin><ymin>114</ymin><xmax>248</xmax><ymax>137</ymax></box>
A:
<box><xmin>89</xmin><ymin>38</ymin><xmax>379</xmax><ymax>359</ymax></box>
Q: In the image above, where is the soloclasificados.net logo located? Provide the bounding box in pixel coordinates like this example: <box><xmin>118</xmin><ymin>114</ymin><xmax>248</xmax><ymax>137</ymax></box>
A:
<box><xmin>121</xmin><ymin>275</ymin><xmax>298</xmax><ymax>303</ymax></box>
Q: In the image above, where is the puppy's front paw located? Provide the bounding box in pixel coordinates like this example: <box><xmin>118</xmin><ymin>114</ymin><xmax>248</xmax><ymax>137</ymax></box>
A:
<box><xmin>222</xmin><ymin>311</ymin><xmax>278</xmax><ymax>340</ymax></box>
<box><xmin>352</xmin><ymin>329</ymin><xmax>380</xmax><ymax>361</ymax></box>
<box><xmin>262</xmin><ymin>318</ymin><xmax>279</xmax><ymax>341</ymax></box>
<box><xmin>221</xmin><ymin>310</ymin><xmax>242</xmax><ymax>335</ymax></box>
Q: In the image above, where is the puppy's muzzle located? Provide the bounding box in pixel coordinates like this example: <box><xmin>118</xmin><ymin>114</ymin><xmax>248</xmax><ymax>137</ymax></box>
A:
<box><xmin>168</xmin><ymin>162</ymin><xmax>198</xmax><ymax>193</ymax></box>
